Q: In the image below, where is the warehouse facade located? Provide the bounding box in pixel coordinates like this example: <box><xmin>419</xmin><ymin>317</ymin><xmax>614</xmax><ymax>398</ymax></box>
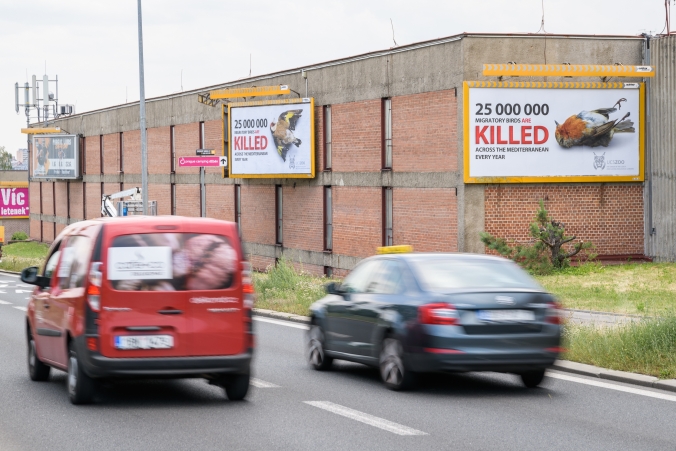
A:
<box><xmin>30</xmin><ymin>33</ymin><xmax>651</xmax><ymax>273</ymax></box>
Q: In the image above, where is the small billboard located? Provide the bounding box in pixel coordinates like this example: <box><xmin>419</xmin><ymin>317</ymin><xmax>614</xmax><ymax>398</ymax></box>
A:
<box><xmin>0</xmin><ymin>184</ymin><xmax>29</xmax><ymax>219</ymax></box>
<box><xmin>31</xmin><ymin>134</ymin><xmax>80</xmax><ymax>179</ymax></box>
<box><xmin>227</xmin><ymin>98</ymin><xmax>315</xmax><ymax>178</ymax></box>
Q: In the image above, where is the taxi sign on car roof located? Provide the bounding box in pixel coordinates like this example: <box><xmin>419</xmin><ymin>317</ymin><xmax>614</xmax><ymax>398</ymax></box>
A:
<box><xmin>376</xmin><ymin>245</ymin><xmax>413</xmax><ymax>255</ymax></box>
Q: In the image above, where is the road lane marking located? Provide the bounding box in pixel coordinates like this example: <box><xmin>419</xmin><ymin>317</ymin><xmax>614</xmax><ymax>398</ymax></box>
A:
<box><xmin>13</xmin><ymin>306</ymin><xmax>27</xmax><ymax>312</ymax></box>
<box><xmin>251</xmin><ymin>378</ymin><xmax>280</xmax><ymax>388</ymax></box>
<box><xmin>0</xmin><ymin>300</ymin><xmax>11</xmax><ymax>305</ymax></box>
<box><xmin>547</xmin><ymin>372</ymin><xmax>676</xmax><ymax>402</ymax></box>
<box><xmin>253</xmin><ymin>316</ymin><xmax>308</xmax><ymax>330</ymax></box>
<box><xmin>304</xmin><ymin>401</ymin><xmax>427</xmax><ymax>436</ymax></box>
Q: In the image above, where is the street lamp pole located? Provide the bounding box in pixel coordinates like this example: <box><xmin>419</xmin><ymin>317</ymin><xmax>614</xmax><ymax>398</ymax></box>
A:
<box><xmin>137</xmin><ymin>0</ymin><xmax>149</xmax><ymax>215</ymax></box>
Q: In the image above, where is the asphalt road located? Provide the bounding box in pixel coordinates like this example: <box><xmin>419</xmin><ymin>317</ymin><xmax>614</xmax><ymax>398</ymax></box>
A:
<box><xmin>1</xmin><ymin>272</ymin><xmax>675</xmax><ymax>451</ymax></box>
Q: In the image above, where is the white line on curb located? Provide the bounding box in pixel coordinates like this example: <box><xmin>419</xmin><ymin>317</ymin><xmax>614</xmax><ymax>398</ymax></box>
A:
<box><xmin>0</xmin><ymin>300</ymin><xmax>11</xmax><ymax>305</ymax></box>
<box><xmin>547</xmin><ymin>372</ymin><xmax>676</xmax><ymax>402</ymax></box>
<box><xmin>251</xmin><ymin>378</ymin><xmax>280</xmax><ymax>388</ymax></box>
<box><xmin>304</xmin><ymin>401</ymin><xmax>427</xmax><ymax>436</ymax></box>
<box><xmin>253</xmin><ymin>316</ymin><xmax>308</xmax><ymax>330</ymax></box>
<box><xmin>12</xmin><ymin>306</ymin><xmax>27</xmax><ymax>312</ymax></box>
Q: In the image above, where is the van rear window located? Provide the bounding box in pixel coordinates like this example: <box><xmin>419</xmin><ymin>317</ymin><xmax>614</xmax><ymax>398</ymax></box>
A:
<box><xmin>108</xmin><ymin>233</ymin><xmax>237</xmax><ymax>291</ymax></box>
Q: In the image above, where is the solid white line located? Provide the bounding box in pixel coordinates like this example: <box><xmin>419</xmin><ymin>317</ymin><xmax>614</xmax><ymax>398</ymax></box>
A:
<box><xmin>0</xmin><ymin>300</ymin><xmax>11</xmax><ymax>305</ymax></box>
<box><xmin>12</xmin><ymin>306</ymin><xmax>27</xmax><ymax>312</ymax></box>
<box><xmin>547</xmin><ymin>372</ymin><xmax>676</xmax><ymax>402</ymax></box>
<box><xmin>304</xmin><ymin>401</ymin><xmax>427</xmax><ymax>436</ymax></box>
<box><xmin>253</xmin><ymin>316</ymin><xmax>308</xmax><ymax>330</ymax></box>
<box><xmin>251</xmin><ymin>378</ymin><xmax>280</xmax><ymax>388</ymax></box>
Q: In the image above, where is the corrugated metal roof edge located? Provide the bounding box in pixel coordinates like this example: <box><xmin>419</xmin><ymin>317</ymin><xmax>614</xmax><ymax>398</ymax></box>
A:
<box><xmin>49</xmin><ymin>32</ymin><xmax>646</xmax><ymax>123</ymax></box>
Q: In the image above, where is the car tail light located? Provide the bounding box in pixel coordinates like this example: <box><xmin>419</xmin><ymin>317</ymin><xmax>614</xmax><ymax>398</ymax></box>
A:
<box><xmin>87</xmin><ymin>337</ymin><xmax>99</xmax><ymax>352</ymax></box>
<box><xmin>419</xmin><ymin>303</ymin><xmax>459</xmax><ymax>325</ymax></box>
<box><xmin>86</xmin><ymin>262</ymin><xmax>103</xmax><ymax>312</ymax></box>
<box><xmin>546</xmin><ymin>301</ymin><xmax>563</xmax><ymax>325</ymax></box>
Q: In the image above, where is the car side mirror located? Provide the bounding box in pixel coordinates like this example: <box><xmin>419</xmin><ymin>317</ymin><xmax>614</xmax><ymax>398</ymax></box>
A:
<box><xmin>21</xmin><ymin>266</ymin><xmax>48</xmax><ymax>289</ymax></box>
<box><xmin>325</xmin><ymin>282</ymin><xmax>343</xmax><ymax>295</ymax></box>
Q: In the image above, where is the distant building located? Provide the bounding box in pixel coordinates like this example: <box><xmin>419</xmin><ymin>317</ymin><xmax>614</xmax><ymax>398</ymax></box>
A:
<box><xmin>11</xmin><ymin>149</ymin><xmax>28</xmax><ymax>171</ymax></box>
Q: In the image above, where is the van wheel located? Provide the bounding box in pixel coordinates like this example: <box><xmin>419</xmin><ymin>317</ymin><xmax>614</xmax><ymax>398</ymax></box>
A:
<box><xmin>307</xmin><ymin>324</ymin><xmax>333</xmax><ymax>371</ymax></box>
<box><xmin>379</xmin><ymin>337</ymin><xmax>415</xmax><ymax>391</ymax></box>
<box><xmin>224</xmin><ymin>373</ymin><xmax>250</xmax><ymax>401</ymax></box>
<box><xmin>68</xmin><ymin>341</ymin><xmax>96</xmax><ymax>405</ymax></box>
<box><xmin>520</xmin><ymin>369</ymin><xmax>546</xmax><ymax>388</ymax></box>
<box><xmin>27</xmin><ymin>333</ymin><xmax>51</xmax><ymax>381</ymax></box>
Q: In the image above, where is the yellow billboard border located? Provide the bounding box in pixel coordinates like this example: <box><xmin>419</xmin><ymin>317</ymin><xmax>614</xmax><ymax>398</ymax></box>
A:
<box><xmin>226</xmin><ymin>98</ymin><xmax>315</xmax><ymax>179</ymax></box>
<box><xmin>482</xmin><ymin>64</ymin><xmax>654</xmax><ymax>78</ymax></box>
<box><xmin>463</xmin><ymin>81</ymin><xmax>645</xmax><ymax>184</ymax></box>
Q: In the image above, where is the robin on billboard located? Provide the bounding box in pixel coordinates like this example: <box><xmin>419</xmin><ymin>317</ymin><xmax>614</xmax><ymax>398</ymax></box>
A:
<box><xmin>554</xmin><ymin>98</ymin><xmax>635</xmax><ymax>149</ymax></box>
<box><xmin>270</xmin><ymin>110</ymin><xmax>303</xmax><ymax>162</ymax></box>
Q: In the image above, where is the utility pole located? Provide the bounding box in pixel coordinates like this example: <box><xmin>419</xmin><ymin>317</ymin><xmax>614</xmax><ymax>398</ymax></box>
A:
<box><xmin>137</xmin><ymin>0</ymin><xmax>149</xmax><ymax>215</ymax></box>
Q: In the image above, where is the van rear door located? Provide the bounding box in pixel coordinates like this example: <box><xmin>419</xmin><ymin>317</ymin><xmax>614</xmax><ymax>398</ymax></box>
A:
<box><xmin>182</xmin><ymin>221</ymin><xmax>245</xmax><ymax>356</ymax></box>
<box><xmin>99</xmin><ymin>225</ymin><xmax>191</xmax><ymax>358</ymax></box>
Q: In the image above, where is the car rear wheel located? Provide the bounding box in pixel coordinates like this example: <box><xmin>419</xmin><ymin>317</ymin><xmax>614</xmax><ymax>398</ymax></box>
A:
<box><xmin>224</xmin><ymin>372</ymin><xmax>250</xmax><ymax>401</ymax></box>
<box><xmin>68</xmin><ymin>341</ymin><xmax>97</xmax><ymax>404</ymax></box>
<box><xmin>379</xmin><ymin>337</ymin><xmax>415</xmax><ymax>391</ymax></box>
<box><xmin>307</xmin><ymin>324</ymin><xmax>333</xmax><ymax>371</ymax></box>
<box><xmin>27</xmin><ymin>333</ymin><xmax>50</xmax><ymax>382</ymax></box>
<box><xmin>520</xmin><ymin>369</ymin><xmax>546</xmax><ymax>388</ymax></box>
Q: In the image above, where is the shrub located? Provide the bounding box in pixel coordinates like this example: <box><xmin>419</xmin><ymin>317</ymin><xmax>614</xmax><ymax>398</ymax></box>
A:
<box><xmin>10</xmin><ymin>231</ymin><xmax>28</xmax><ymax>241</ymax></box>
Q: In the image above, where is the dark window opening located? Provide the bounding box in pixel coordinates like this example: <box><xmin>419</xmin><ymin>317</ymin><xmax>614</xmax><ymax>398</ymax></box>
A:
<box><xmin>324</xmin><ymin>186</ymin><xmax>332</xmax><ymax>251</ymax></box>
<box><xmin>170</xmin><ymin>183</ymin><xmax>176</xmax><ymax>215</ymax></box>
<box><xmin>235</xmin><ymin>184</ymin><xmax>242</xmax><ymax>236</ymax></box>
<box><xmin>383</xmin><ymin>187</ymin><xmax>393</xmax><ymax>246</ymax></box>
<box><xmin>323</xmin><ymin>105</ymin><xmax>332</xmax><ymax>170</ymax></box>
<box><xmin>275</xmin><ymin>185</ymin><xmax>283</xmax><ymax>245</ymax></box>
<box><xmin>99</xmin><ymin>135</ymin><xmax>104</xmax><ymax>174</ymax></box>
<box><xmin>119</xmin><ymin>132</ymin><xmax>124</xmax><ymax>174</ymax></box>
<box><xmin>324</xmin><ymin>266</ymin><xmax>333</xmax><ymax>278</ymax></box>
<box><xmin>170</xmin><ymin>125</ymin><xmax>176</xmax><ymax>173</ymax></box>
<box><xmin>382</xmin><ymin>98</ymin><xmax>392</xmax><ymax>169</ymax></box>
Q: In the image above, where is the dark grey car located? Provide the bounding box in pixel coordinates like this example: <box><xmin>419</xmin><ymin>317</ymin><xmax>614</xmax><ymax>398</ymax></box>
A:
<box><xmin>307</xmin><ymin>253</ymin><xmax>563</xmax><ymax>390</ymax></box>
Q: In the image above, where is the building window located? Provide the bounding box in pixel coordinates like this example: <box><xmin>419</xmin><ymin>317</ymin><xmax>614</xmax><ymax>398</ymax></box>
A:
<box><xmin>119</xmin><ymin>132</ymin><xmax>124</xmax><ymax>174</ymax></box>
<box><xmin>99</xmin><ymin>135</ymin><xmax>105</xmax><ymax>174</ymax></box>
<box><xmin>235</xmin><ymin>184</ymin><xmax>242</xmax><ymax>236</ymax></box>
<box><xmin>383</xmin><ymin>187</ymin><xmax>393</xmax><ymax>246</ymax></box>
<box><xmin>170</xmin><ymin>125</ymin><xmax>175</xmax><ymax>173</ymax></box>
<box><xmin>324</xmin><ymin>186</ymin><xmax>332</xmax><ymax>251</ymax></box>
<box><xmin>82</xmin><ymin>137</ymin><xmax>86</xmax><ymax>175</ymax></box>
<box><xmin>324</xmin><ymin>105</ymin><xmax>332</xmax><ymax>170</ymax></box>
<box><xmin>199</xmin><ymin>121</ymin><xmax>205</xmax><ymax>148</ymax></box>
<box><xmin>382</xmin><ymin>98</ymin><xmax>392</xmax><ymax>169</ymax></box>
<box><xmin>171</xmin><ymin>183</ymin><xmax>176</xmax><ymax>215</ymax></box>
<box><xmin>275</xmin><ymin>185</ymin><xmax>283</xmax><ymax>245</ymax></box>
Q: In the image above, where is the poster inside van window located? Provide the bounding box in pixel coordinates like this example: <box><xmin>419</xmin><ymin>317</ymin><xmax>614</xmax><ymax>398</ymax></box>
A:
<box><xmin>31</xmin><ymin>134</ymin><xmax>80</xmax><ymax>179</ymax></box>
<box><xmin>108</xmin><ymin>233</ymin><xmax>237</xmax><ymax>291</ymax></box>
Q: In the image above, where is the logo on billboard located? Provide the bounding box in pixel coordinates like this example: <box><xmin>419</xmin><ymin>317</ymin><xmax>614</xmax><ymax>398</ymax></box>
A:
<box><xmin>593</xmin><ymin>152</ymin><xmax>606</xmax><ymax>170</ymax></box>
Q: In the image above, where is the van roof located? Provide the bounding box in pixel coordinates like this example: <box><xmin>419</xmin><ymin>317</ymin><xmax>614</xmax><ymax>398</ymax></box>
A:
<box><xmin>61</xmin><ymin>216</ymin><xmax>237</xmax><ymax>236</ymax></box>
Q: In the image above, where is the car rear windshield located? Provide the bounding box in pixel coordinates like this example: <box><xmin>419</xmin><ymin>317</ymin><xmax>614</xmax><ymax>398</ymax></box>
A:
<box><xmin>108</xmin><ymin>233</ymin><xmax>237</xmax><ymax>291</ymax></box>
<box><xmin>411</xmin><ymin>258</ymin><xmax>542</xmax><ymax>292</ymax></box>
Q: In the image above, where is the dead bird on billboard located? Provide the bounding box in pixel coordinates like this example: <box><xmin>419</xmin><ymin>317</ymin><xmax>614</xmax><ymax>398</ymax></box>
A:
<box><xmin>554</xmin><ymin>98</ymin><xmax>635</xmax><ymax>149</ymax></box>
<box><xmin>270</xmin><ymin>109</ymin><xmax>303</xmax><ymax>161</ymax></box>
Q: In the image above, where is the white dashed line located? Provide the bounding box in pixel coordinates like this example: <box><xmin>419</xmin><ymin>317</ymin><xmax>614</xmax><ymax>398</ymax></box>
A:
<box><xmin>253</xmin><ymin>316</ymin><xmax>308</xmax><ymax>330</ymax></box>
<box><xmin>0</xmin><ymin>300</ymin><xmax>11</xmax><ymax>305</ymax></box>
<box><xmin>547</xmin><ymin>372</ymin><xmax>676</xmax><ymax>402</ymax></box>
<box><xmin>304</xmin><ymin>401</ymin><xmax>427</xmax><ymax>436</ymax></box>
<box><xmin>12</xmin><ymin>306</ymin><xmax>27</xmax><ymax>312</ymax></box>
<box><xmin>251</xmin><ymin>378</ymin><xmax>280</xmax><ymax>388</ymax></box>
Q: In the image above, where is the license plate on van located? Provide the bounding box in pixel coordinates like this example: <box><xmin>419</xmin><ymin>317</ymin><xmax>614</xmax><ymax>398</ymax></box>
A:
<box><xmin>476</xmin><ymin>310</ymin><xmax>535</xmax><ymax>322</ymax></box>
<box><xmin>114</xmin><ymin>335</ymin><xmax>174</xmax><ymax>350</ymax></box>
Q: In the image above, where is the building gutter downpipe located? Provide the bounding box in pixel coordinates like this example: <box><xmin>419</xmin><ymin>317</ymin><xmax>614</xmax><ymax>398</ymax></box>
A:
<box><xmin>643</xmin><ymin>33</ymin><xmax>654</xmax><ymax>239</ymax></box>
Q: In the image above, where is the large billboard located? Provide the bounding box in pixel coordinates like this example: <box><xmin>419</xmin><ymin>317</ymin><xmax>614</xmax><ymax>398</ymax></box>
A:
<box><xmin>0</xmin><ymin>184</ymin><xmax>29</xmax><ymax>219</ymax></box>
<box><xmin>31</xmin><ymin>134</ymin><xmax>80</xmax><ymax>179</ymax></box>
<box><xmin>464</xmin><ymin>82</ymin><xmax>644</xmax><ymax>183</ymax></box>
<box><xmin>227</xmin><ymin>98</ymin><xmax>315</xmax><ymax>178</ymax></box>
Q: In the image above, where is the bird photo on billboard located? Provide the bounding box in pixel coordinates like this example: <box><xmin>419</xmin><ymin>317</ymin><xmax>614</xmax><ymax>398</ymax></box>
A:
<box><xmin>270</xmin><ymin>110</ymin><xmax>303</xmax><ymax>162</ymax></box>
<box><xmin>554</xmin><ymin>98</ymin><xmax>635</xmax><ymax>149</ymax></box>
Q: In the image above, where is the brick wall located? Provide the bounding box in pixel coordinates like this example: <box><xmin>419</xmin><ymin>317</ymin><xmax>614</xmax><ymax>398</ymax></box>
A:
<box><xmin>333</xmin><ymin>186</ymin><xmax>381</xmax><ymax>258</ymax></box>
<box><xmin>102</xmin><ymin>134</ymin><xmax>120</xmax><ymax>174</ymax></box>
<box><xmin>393</xmin><ymin>188</ymin><xmax>458</xmax><ymax>252</ymax></box>
<box><xmin>42</xmin><ymin>182</ymin><xmax>54</xmax><ymax>216</ymax></box>
<box><xmin>84</xmin><ymin>183</ymin><xmax>101</xmax><ymax>220</ymax></box>
<box><xmin>54</xmin><ymin>182</ymin><xmax>68</xmax><ymax>219</ymax></box>
<box><xmin>392</xmin><ymin>90</ymin><xmax>457</xmax><ymax>172</ymax></box>
<box><xmin>30</xmin><ymin>220</ymin><xmax>41</xmax><ymax>241</ymax></box>
<box><xmin>147</xmin><ymin>183</ymin><xmax>172</xmax><ymax>216</ymax></box>
<box><xmin>42</xmin><ymin>221</ymin><xmax>54</xmax><ymax>242</ymax></box>
<box><xmin>332</xmin><ymin>99</ymin><xmax>382</xmax><ymax>172</ymax></box>
<box><xmin>148</xmin><ymin>127</ymin><xmax>171</xmax><ymax>175</ymax></box>
<box><xmin>2</xmin><ymin>220</ymin><xmax>30</xmax><ymax>240</ymax></box>
<box><xmin>290</xmin><ymin>261</ymin><xmax>325</xmax><ymax>277</ymax></box>
<box><xmin>123</xmin><ymin>130</ymin><xmax>141</xmax><ymax>175</ymax></box>
<box><xmin>175</xmin><ymin>184</ymin><xmax>200</xmax><ymax>217</ymax></box>
<box><xmin>206</xmin><ymin>184</ymin><xmax>235</xmax><ymax>222</ymax></box>
<box><xmin>249</xmin><ymin>255</ymin><xmax>275</xmax><ymax>272</ymax></box>
<box><xmin>30</xmin><ymin>182</ymin><xmax>41</xmax><ymax>215</ymax></box>
<box><xmin>241</xmin><ymin>185</ymin><xmax>275</xmax><ymax>245</ymax></box>
<box><xmin>69</xmin><ymin>182</ymin><xmax>84</xmax><ymax>220</ymax></box>
<box><xmin>85</xmin><ymin>136</ymin><xmax>100</xmax><ymax>175</ymax></box>
<box><xmin>283</xmin><ymin>185</ymin><xmax>324</xmax><ymax>252</ymax></box>
<box><xmin>204</xmin><ymin>120</ymin><xmax>222</xmax><ymax>175</ymax></box>
<box><xmin>484</xmin><ymin>185</ymin><xmax>644</xmax><ymax>256</ymax></box>
<box><xmin>175</xmin><ymin>123</ymin><xmax>200</xmax><ymax>175</ymax></box>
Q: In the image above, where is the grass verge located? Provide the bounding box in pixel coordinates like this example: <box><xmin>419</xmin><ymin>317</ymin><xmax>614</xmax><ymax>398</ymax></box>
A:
<box><xmin>564</xmin><ymin>317</ymin><xmax>676</xmax><ymax>379</ymax></box>
<box><xmin>0</xmin><ymin>241</ymin><xmax>49</xmax><ymax>272</ymax></box>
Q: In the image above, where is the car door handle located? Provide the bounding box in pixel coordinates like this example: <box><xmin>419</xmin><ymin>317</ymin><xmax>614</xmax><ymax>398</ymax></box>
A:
<box><xmin>126</xmin><ymin>326</ymin><xmax>162</xmax><ymax>331</ymax></box>
<box><xmin>158</xmin><ymin>309</ymin><xmax>183</xmax><ymax>315</ymax></box>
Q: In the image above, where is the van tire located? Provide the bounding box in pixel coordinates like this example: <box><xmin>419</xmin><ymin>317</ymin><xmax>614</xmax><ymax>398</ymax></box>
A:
<box><xmin>27</xmin><ymin>332</ymin><xmax>51</xmax><ymax>382</ymax></box>
<box><xmin>68</xmin><ymin>341</ymin><xmax>96</xmax><ymax>405</ymax></box>
<box><xmin>224</xmin><ymin>372</ymin><xmax>250</xmax><ymax>401</ymax></box>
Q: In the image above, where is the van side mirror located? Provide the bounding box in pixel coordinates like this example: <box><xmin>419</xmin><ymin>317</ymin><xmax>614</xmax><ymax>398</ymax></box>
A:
<box><xmin>325</xmin><ymin>282</ymin><xmax>343</xmax><ymax>295</ymax></box>
<box><xmin>21</xmin><ymin>266</ymin><xmax>48</xmax><ymax>289</ymax></box>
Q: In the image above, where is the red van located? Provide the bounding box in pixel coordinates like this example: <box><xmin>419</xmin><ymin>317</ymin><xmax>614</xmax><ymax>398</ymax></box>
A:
<box><xmin>21</xmin><ymin>216</ymin><xmax>254</xmax><ymax>404</ymax></box>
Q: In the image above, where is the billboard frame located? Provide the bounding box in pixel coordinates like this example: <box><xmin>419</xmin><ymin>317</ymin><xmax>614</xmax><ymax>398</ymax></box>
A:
<box><xmin>463</xmin><ymin>81</ymin><xmax>645</xmax><ymax>184</ymax></box>
<box><xmin>225</xmin><ymin>98</ymin><xmax>316</xmax><ymax>179</ymax></box>
<box><xmin>30</xmin><ymin>133</ymin><xmax>81</xmax><ymax>180</ymax></box>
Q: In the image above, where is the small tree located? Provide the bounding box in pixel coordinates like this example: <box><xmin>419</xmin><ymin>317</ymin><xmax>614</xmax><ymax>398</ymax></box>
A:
<box><xmin>481</xmin><ymin>200</ymin><xmax>593</xmax><ymax>273</ymax></box>
<box><xmin>0</xmin><ymin>147</ymin><xmax>12</xmax><ymax>171</ymax></box>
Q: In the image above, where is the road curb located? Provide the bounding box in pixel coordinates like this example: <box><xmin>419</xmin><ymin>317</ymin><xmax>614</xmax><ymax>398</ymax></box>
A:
<box><xmin>253</xmin><ymin>308</ymin><xmax>310</xmax><ymax>325</ymax></box>
<box><xmin>551</xmin><ymin>360</ymin><xmax>676</xmax><ymax>392</ymax></box>
<box><xmin>0</xmin><ymin>269</ymin><xmax>20</xmax><ymax>276</ymax></box>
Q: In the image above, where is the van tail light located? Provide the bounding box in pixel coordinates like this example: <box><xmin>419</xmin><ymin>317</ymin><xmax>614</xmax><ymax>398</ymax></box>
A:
<box><xmin>240</xmin><ymin>261</ymin><xmax>255</xmax><ymax>350</ymax></box>
<box><xmin>241</xmin><ymin>261</ymin><xmax>254</xmax><ymax>294</ymax></box>
<box><xmin>87</xmin><ymin>337</ymin><xmax>99</xmax><ymax>352</ymax></box>
<box><xmin>419</xmin><ymin>303</ymin><xmax>459</xmax><ymax>326</ymax></box>
<box><xmin>546</xmin><ymin>301</ymin><xmax>563</xmax><ymax>325</ymax></box>
<box><xmin>86</xmin><ymin>262</ymin><xmax>103</xmax><ymax>312</ymax></box>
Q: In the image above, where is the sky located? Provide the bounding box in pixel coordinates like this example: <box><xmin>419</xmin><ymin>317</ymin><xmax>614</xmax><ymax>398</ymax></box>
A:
<box><xmin>0</xmin><ymin>0</ymin><xmax>672</xmax><ymax>154</ymax></box>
